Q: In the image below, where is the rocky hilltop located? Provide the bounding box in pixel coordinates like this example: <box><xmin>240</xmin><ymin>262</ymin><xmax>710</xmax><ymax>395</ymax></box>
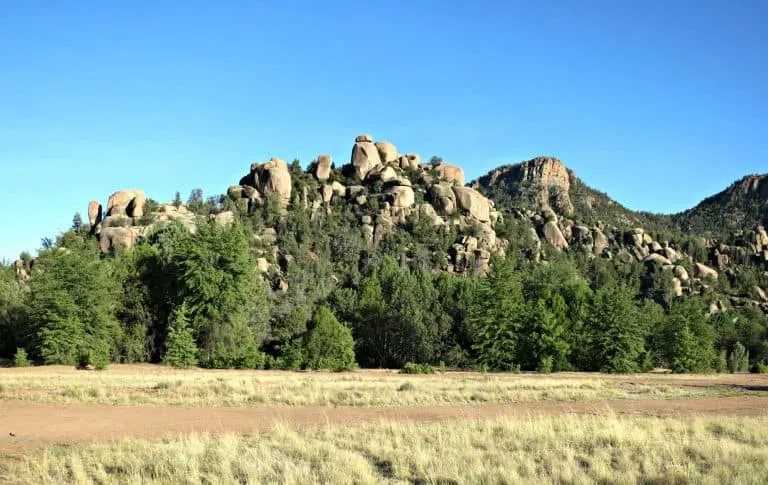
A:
<box><xmin>16</xmin><ymin>136</ymin><xmax>768</xmax><ymax>316</ymax></box>
<box><xmin>79</xmin><ymin>135</ymin><xmax>506</xmax><ymax>280</ymax></box>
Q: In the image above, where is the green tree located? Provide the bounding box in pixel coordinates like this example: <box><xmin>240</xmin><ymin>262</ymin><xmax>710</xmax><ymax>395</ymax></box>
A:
<box><xmin>28</xmin><ymin>237</ymin><xmax>120</xmax><ymax>365</ymax></box>
<box><xmin>468</xmin><ymin>257</ymin><xmax>525</xmax><ymax>371</ymax></box>
<box><xmin>163</xmin><ymin>303</ymin><xmax>198</xmax><ymax>368</ymax></box>
<box><xmin>728</xmin><ymin>341</ymin><xmax>749</xmax><ymax>373</ymax></box>
<box><xmin>663</xmin><ymin>299</ymin><xmax>716</xmax><ymax>373</ymax></box>
<box><xmin>0</xmin><ymin>265</ymin><xmax>26</xmax><ymax>357</ymax></box>
<box><xmin>172</xmin><ymin>220</ymin><xmax>268</xmax><ymax>367</ymax></box>
<box><xmin>305</xmin><ymin>307</ymin><xmax>356</xmax><ymax>371</ymax></box>
<box><xmin>583</xmin><ymin>283</ymin><xmax>645</xmax><ymax>373</ymax></box>
<box><xmin>13</xmin><ymin>348</ymin><xmax>31</xmax><ymax>367</ymax></box>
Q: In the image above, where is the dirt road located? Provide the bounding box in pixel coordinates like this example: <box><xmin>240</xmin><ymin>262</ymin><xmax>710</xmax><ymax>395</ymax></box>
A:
<box><xmin>2</xmin><ymin>396</ymin><xmax>768</xmax><ymax>454</ymax></box>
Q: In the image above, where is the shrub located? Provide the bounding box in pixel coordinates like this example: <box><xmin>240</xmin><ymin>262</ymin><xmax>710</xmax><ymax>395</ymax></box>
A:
<box><xmin>537</xmin><ymin>356</ymin><xmax>554</xmax><ymax>374</ymax></box>
<box><xmin>751</xmin><ymin>362</ymin><xmax>768</xmax><ymax>374</ymax></box>
<box><xmin>728</xmin><ymin>342</ymin><xmax>749</xmax><ymax>373</ymax></box>
<box><xmin>76</xmin><ymin>344</ymin><xmax>110</xmax><ymax>371</ymax></box>
<box><xmin>715</xmin><ymin>350</ymin><xmax>728</xmax><ymax>373</ymax></box>
<box><xmin>163</xmin><ymin>304</ymin><xmax>198</xmax><ymax>368</ymax></box>
<box><xmin>13</xmin><ymin>348</ymin><xmax>31</xmax><ymax>367</ymax></box>
<box><xmin>304</xmin><ymin>307</ymin><xmax>356</xmax><ymax>372</ymax></box>
<box><xmin>400</xmin><ymin>362</ymin><xmax>435</xmax><ymax>374</ymax></box>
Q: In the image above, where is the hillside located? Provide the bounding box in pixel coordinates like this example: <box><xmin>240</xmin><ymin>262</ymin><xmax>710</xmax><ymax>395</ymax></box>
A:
<box><xmin>672</xmin><ymin>174</ymin><xmax>768</xmax><ymax>237</ymax></box>
<box><xmin>469</xmin><ymin>157</ymin><xmax>676</xmax><ymax>232</ymax></box>
<box><xmin>2</xmin><ymin>134</ymin><xmax>768</xmax><ymax>375</ymax></box>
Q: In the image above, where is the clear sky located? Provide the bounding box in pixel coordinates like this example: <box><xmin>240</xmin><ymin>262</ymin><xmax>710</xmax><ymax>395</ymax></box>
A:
<box><xmin>1</xmin><ymin>1</ymin><xmax>766</xmax><ymax>260</ymax></box>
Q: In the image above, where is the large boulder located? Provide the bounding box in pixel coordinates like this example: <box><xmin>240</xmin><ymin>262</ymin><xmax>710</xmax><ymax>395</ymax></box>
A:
<box><xmin>375</xmin><ymin>141</ymin><xmax>399</xmax><ymax>164</ymax></box>
<box><xmin>251</xmin><ymin>158</ymin><xmax>292</xmax><ymax>208</ymax></box>
<box><xmin>107</xmin><ymin>189</ymin><xmax>147</xmax><ymax>218</ymax></box>
<box><xmin>213</xmin><ymin>211</ymin><xmax>234</xmax><ymax>226</ymax></box>
<box><xmin>542</xmin><ymin>221</ymin><xmax>569</xmax><ymax>251</ymax></box>
<box><xmin>367</xmin><ymin>165</ymin><xmax>397</xmax><ymax>183</ymax></box>
<box><xmin>644</xmin><ymin>253</ymin><xmax>672</xmax><ymax>267</ymax></box>
<box><xmin>433</xmin><ymin>162</ymin><xmax>465</xmax><ymax>186</ymax></box>
<box><xmin>592</xmin><ymin>227</ymin><xmax>609</xmax><ymax>256</ymax></box>
<box><xmin>99</xmin><ymin>227</ymin><xmax>137</xmax><ymax>253</ymax></box>
<box><xmin>388</xmin><ymin>186</ymin><xmax>415</xmax><ymax>208</ymax></box>
<box><xmin>314</xmin><ymin>154</ymin><xmax>332</xmax><ymax>181</ymax></box>
<box><xmin>452</xmin><ymin>187</ymin><xmax>490</xmax><ymax>222</ymax></box>
<box><xmin>351</xmin><ymin>136</ymin><xmax>382</xmax><ymax>179</ymax></box>
<box><xmin>88</xmin><ymin>201</ymin><xmax>103</xmax><ymax>227</ymax></box>
<box><xmin>694</xmin><ymin>262</ymin><xmax>718</xmax><ymax>280</ymax></box>
<box><xmin>398</xmin><ymin>153</ymin><xmax>420</xmax><ymax>170</ymax></box>
<box><xmin>430</xmin><ymin>183</ymin><xmax>457</xmax><ymax>216</ymax></box>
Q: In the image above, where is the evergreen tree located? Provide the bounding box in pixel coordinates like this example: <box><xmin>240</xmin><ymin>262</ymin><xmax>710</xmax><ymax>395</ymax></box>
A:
<box><xmin>468</xmin><ymin>257</ymin><xmax>525</xmax><ymax>371</ymax></box>
<box><xmin>163</xmin><ymin>303</ymin><xmax>198</xmax><ymax>368</ymax></box>
<box><xmin>663</xmin><ymin>299</ymin><xmax>716</xmax><ymax>373</ymax></box>
<box><xmin>27</xmin><ymin>237</ymin><xmax>120</xmax><ymax>365</ymax></box>
<box><xmin>728</xmin><ymin>341</ymin><xmax>749</xmax><ymax>373</ymax></box>
<box><xmin>173</xmin><ymin>220</ymin><xmax>268</xmax><ymax>367</ymax></box>
<box><xmin>583</xmin><ymin>283</ymin><xmax>645</xmax><ymax>373</ymax></box>
<box><xmin>305</xmin><ymin>307</ymin><xmax>356</xmax><ymax>371</ymax></box>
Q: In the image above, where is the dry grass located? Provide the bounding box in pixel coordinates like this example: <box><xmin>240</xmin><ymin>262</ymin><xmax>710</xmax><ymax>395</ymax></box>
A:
<box><xmin>5</xmin><ymin>414</ymin><xmax>768</xmax><ymax>484</ymax></box>
<box><xmin>0</xmin><ymin>365</ymin><xmax>734</xmax><ymax>407</ymax></box>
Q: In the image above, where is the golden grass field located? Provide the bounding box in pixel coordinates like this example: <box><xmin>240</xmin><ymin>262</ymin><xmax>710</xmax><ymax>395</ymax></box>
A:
<box><xmin>0</xmin><ymin>365</ymin><xmax>749</xmax><ymax>407</ymax></box>
<box><xmin>7</xmin><ymin>415</ymin><xmax>768</xmax><ymax>484</ymax></box>
<box><xmin>1</xmin><ymin>365</ymin><xmax>767</xmax><ymax>484</ymax></box>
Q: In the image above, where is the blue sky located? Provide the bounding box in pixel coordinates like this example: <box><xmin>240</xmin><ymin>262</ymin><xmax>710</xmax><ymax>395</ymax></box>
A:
<box><xmin>1</xmin><ymin>1</ymin><xmax>766</xmax><ymax>260</ymax></box>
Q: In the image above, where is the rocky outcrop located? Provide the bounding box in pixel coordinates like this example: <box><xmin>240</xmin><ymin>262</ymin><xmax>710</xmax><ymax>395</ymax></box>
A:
<box><xmin>542</xmin><ymin>221</ymin><xmax>569</xmax><ymax>251</ymax></box>
<box><xmin>432</xmin><ymin>162</ymin><xmax>465</xmax><ymax>186</ymax></box>
<box><xmin>248</xmin><ymin>158</ymin><xmax>292</xmax><ymax>209</ymax></box>
<box><xmin>452</xmin><ymin>187</ymin><xmax>490</xmax><ymax>222</ymax></box>
<box><xmin>388</xmin><ymin>185</ymin><xmax>415</xmax><ymax>208</ymax></box>
<box><xmin>351</xmin><ymin>134</ymin><xmax>382</xmax><ymax>179</ymax></box>
<box><xmin>107</xmin><ymin>190</ymin><xmax>146</xmax><ymax>218</ymax></box>
<box><xmin>314</xmin><ymin>155</ymin><xmax>332</xmax><ymax>181</ymax></box>
<box><xmin>694</xmin><ymin>262</ymin><xmax>718</xmax><ymax>280</ymax></box>
<box><xmin>430</xmin><ymin>183</ymin><xmax>457</xmax><ymax>216</ymax></box>
<box><xmin>88</xmin><ymin>201</ymin><xmax>103</xmax><ymax>227</ymax></box>
<box><xmin>375</xmin><ymin>141</ymin><xmax>399</xmax><ymax>164</ymax></box>
<box><xmin>472</xmin><ymin>157</ymin><xmax>573</xmax><ymax>215</ymax></box>
<box><xmin>99</xmin><ymin>227</ymin><xmax>138</xmax><ymax>253</ymax></box>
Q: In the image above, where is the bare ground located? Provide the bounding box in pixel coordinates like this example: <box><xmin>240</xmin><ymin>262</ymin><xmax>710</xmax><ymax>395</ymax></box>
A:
<box><xmin>2</xmin><ymin>395</ymin><xmax>768</xmax><ymax>456</ymax></box>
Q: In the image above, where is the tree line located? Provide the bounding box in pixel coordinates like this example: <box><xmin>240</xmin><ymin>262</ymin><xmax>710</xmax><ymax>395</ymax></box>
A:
<box><xmin>1</xmin><ymin>184</ymin><xmax>767</xmax><ymax>374</ymax></box>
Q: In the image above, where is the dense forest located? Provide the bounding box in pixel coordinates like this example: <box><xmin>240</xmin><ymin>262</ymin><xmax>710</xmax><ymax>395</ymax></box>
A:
<box><xmin>2</xmin><ymin>147</ymin><xmax>768</xmax><ymax>374</ymax></box>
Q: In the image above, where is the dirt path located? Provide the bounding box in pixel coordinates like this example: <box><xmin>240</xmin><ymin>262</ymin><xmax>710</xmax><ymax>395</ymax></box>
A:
<box><xmin>2</xmin><ymin>396</ymin><xmax>768</xmax><ymax>454</ymax></box>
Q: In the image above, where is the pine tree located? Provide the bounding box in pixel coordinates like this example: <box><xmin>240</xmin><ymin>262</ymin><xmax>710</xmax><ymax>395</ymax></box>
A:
<box><xmin>163</xmin><ymin>303</ymin><xmax>198</xmax><ymax>368</ymax></box>
<box><xmin>28</xmin><ymin>238</ymin><xmax>119</xmax><ymax>364</ymax></box>
<box><xmin>584</xmin><ymin>283</ymin><xmax>645</xmax><ymax>373</ymax></box>
<box><xmin>728</xmin><ymin>341</ymin><xmax>749</xmax><ymax>373</ymax></box>
<box><xmin>468</xmin><ymin>257</ymin><xmax>525</xmax><ymax>371</ymax></box>
<box><xmin>305</xmin><ymin>307</ymin><xmax>356</xmax><ymax>371</ymax></box>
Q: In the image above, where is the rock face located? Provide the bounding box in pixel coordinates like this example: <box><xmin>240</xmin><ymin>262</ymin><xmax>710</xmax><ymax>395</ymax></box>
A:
<box><xmin>388</xmin><ymin>185</ymin><xmax>415</xmax><ymax>208</ymax></box>
<box><xmin>351</xmin><ymin>135</ymin><xmax>382</xmax><ymax>179</ymax></box>
<box><xmin>107</xmin><ymin>190</ymin><xmax>147</xmax><ymax>218</ymax></box>
<box><xmin>694</xmin><ymin>262</ymin><xmax>718</xmax><ymax>280</ymax></box>
<box><xmin>248</xmin><ymin>158</ymin><xmax>292</xmax><ymax>209</ymax></box>
<box><xmin>430</xmin><ymin>183</ymin><xmax>457</xmax><ymax>216</ymax></box>
<box><xmin>452</xmin><ymin>187</ymin><xmax>490</xmax><ymax>222</ymax></box>
<box><xmin>433</xmin><ymin>162</ymin><xmax>465</xmax><ymax>186</ymax></box>
<box><xmin>315</xmin><ymin>155</ymin><xmax>332</xmax><ymax>181</ymax></box>
<box><xmin>374</xmin><ymin>141</ymin><xmax>399</xmax><ymax>164</ymax></box>
<box><xmin>542</xmin><ymin>221</ymin><xmax>569</xmax><ymax>251</ymax></box>
<box><xmin>99</xmin><ymin>227</ymin><xmax>137</xmax><ymax>253</ymax></box>
<box><xmin>471</xmin><ymin>157</ymin><xmax>573</xmax><ymax>215</ymax></box>
<box><xmin>88</xmin><ymin>201</ymin><xmax>103</xmax><ymax>227</ymax></box>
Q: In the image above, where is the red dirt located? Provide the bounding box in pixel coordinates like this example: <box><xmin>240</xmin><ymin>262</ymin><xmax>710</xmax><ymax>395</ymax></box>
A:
<box><xmin>2</xmin><ymin>396</ymin><xmax>768</xmax><ymax>455</ymax></box>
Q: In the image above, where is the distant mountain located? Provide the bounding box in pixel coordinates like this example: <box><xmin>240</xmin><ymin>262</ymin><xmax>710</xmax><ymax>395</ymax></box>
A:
<box><xmin>469</xmin><ymin>157</ymin><xmax>675</xmax><ymax>233</ymax></box>
<box><xmin>672</xmin><ymin>174</ymin><xmax>768</xmax><ymax>237</ymax></box>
